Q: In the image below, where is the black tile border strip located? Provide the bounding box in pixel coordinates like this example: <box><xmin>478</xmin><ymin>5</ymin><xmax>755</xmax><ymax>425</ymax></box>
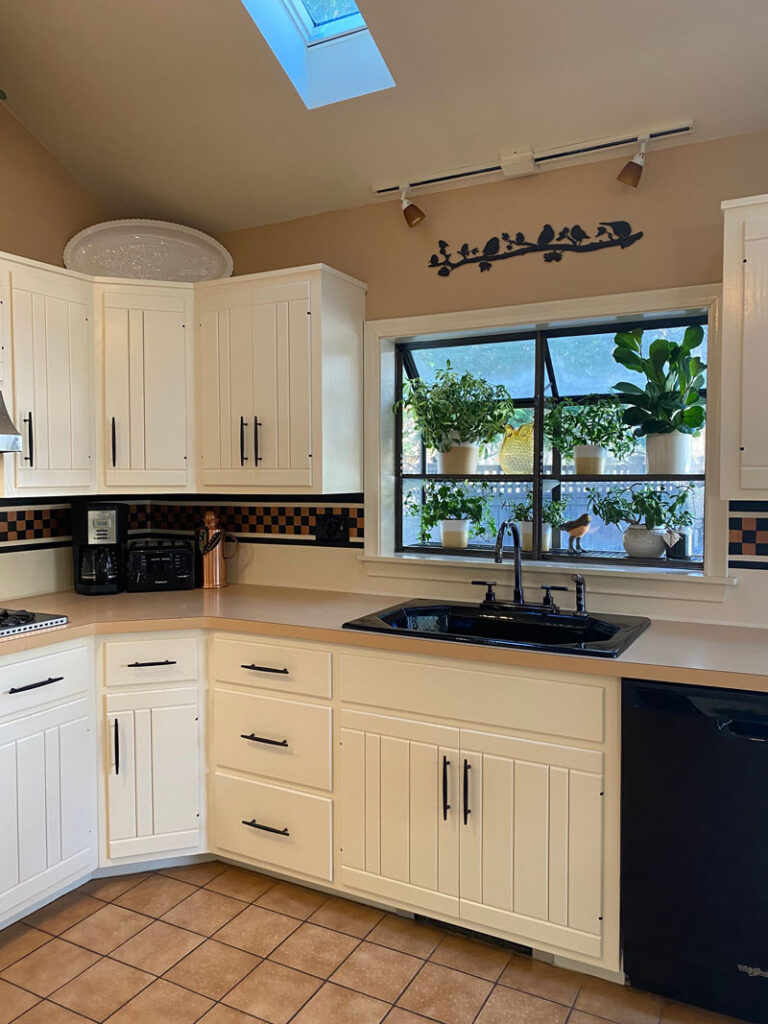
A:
<box><xmin>0</xmin><ymin>539</ymin><xmax>72</xmax><ymax>554</ymax></box>
<box><xmin>729</xmin><ymin>500</ymin><xmax>768</xmax><ymax>513</ymax></box>
<box><xmin>729</xmin><ymin>560</ymin><xmax>768</xmax><ymax>570</ymax></box>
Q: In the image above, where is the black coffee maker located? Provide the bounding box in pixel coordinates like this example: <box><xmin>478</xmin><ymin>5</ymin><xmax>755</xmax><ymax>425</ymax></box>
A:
<box><xmin>72</xmin><ymin>503</ymin><xmax>128</xmax><ymax>595</ymax></box>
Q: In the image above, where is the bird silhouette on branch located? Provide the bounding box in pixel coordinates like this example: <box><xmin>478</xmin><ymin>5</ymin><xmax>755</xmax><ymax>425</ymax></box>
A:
<box><xmin>428</xmin><ymin>221</ymin><xmax>643</xmax><ymax>276</ymax></box>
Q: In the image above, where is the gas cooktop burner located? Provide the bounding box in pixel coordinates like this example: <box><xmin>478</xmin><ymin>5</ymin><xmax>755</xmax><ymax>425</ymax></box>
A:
<box><xmin>0</xmin><ymin>609</ymin><xmax>68</xmax><ymax>636</ymax></box>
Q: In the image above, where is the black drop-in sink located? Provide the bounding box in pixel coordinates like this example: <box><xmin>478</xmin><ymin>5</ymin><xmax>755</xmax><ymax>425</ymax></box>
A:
<box><xmin>343</xmin><ymin>601</ymin><xmax>650</xmax><ymax>658</ymax></box>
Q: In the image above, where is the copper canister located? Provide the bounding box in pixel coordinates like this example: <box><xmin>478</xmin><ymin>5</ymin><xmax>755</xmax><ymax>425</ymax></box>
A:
<box><xmin>196</xmin><ymin>510</ymin><xmax>238</xmax><ymax>589</ymax></box>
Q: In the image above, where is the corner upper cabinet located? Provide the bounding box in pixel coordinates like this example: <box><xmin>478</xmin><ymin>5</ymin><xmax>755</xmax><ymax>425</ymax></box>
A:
<box><xmin>7</xmin><ymin>265</ymin><xmax>94</xmax><ymax>490</ymax></box>
<box><xmin>196</xmin><ymin>265</ymin><xmax>365</xmax><ymax>493</ymax></box>
<box><xmin>99</xmin><ymin>283</ymin><xmax>194</xmax><ymax>488</ymax></box>
<box><xmin>720</xmin><ymin>195</ymin><xmax>768</xmax><ymax>497</ymax></box>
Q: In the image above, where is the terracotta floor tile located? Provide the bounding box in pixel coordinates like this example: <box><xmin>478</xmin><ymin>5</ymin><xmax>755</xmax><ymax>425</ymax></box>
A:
<box><xmin>430</xmin><ymin>934</ymin><xmax>510</xmax><ymax>982</ymax></box>
<box><xmin>1</xmin><ymin>938</ymin><xmax>99</xmax><ymax>997</ymax></box>
<box><xmin>367</xmin><ymin>915</ymin><xmax>444</xmax><ymax>958</ymax></box>
<box><xmin>575</xmin><ymin>977</ymin><xmax>664</xmax><ymax>1024</ymax></box>
<box><xmin>660</xmin><ymin>1000</ymin><xmax>746</xmax><ymax>1024</ymax></box>
<box><xmin>224</xmin><ymin>959</ymin><xmax>321</xmax><ymax>1023</ymax></box>
<box><xmin>205</xmin><ymin>867</ymin><xmax>276</xmax><ymax>903</ymax></box>
<box><xmin>162</xmin><ymin>861</ymin><xmax>227</xmax><ymax>887</ymax></box>
<box><xmin>0</xmin><ymin>924</ymin><xmax>50</xmax><ymax>972</ymax></box>
<box><xmin>111</xmin><ymin>919</ymin><xmax>203</xmax><ymax>974</ymax></box>
<box><xmin>331</xmin><ymin>941</ymin><xmax>422</xmax><ymax>1002</ymax></box>
<box><xmin>77</xmin><ymin>872</ymin><xmax>150</xmax><ymax>902</ymax></box>
<box><xmin>200</xmin><ymin>1006</ymin><xmax>268</xmax><ymax>1024</ymax></box>
<box><xmin>269</xmin><ymin>921</ymin><xmax>358</xmax><ymax>978</ymax></box>
<box><xmin>23</xmin><ymin>892</ymin><xmax>105</xmax><ymax>936</ymax></box>
<box><xmin>384</xmin><ymin>1010</ymin><xmax>433</xmax><ymax>1024</ymax></box>
<box><xmin>162</xmin><ymin>888</ymin><xmax>248</xmax><ymax>936</ymax></box>
<box><xmin>106</xmin><ymin>978</ymin><xmax>213</xmax><ymax>1024</ymax></box>
<box><xmin>214</xmin><ymin>906</ymin><xmax>300</xmax><ymax>957</ymax></box>
<box><xmin>164</xmin><ymin>938</ymin><xmax>260</xmax><ymax>1000</ymax></box>
<box><xmin>256</xmin><ymin>882</ymin><xmax>329</xmax><ymax>920</ymax></box>
<box><xmin>308</xmin><ymin>897</ymin><xmax>385</xmax><ymax>938</ymax></box>
<box><xmin>13</xmin><ymin>1002</ymin><xmax>91</xmax><ymax>1024</ymax></box>
<box><xmin>0</xmin><ymin>978</ymin><xmax>39</xmax><ymax>1023</ymax></box>
<box><xmin>51</xmin><ymin>957</ymin><xmax>152</xmax><ymax>1022</ymax></box>
<box><xmin>114</xmin><ymin>874</ymin><xmax>197</xmax><ymax>917</ymax></box>
<box><xmin>475</xmin><ymin>985</ymin><xmax>569</xmax><ymax>1024</ymax></box>
<box><xmin>292</xmin><ymin>982</ymin><xmax>389</xmax><ymax>1024</ymax></box>
<box><xmin>398</xmin><ymin>962</ymin><xmax>492</xmax><ymax>1024</ymax></box>
<box><xmin>60</xmin><ymin>903</ymin><xmax>151</xmax><ymax>954</ymax></box>
<box><xmin>499</xmin><ymin>954</ymin><xmax>583</xmax><ymax>1005</ymax></box>
<box><xmin>570</xmin><ymin>1013</ymin><xmax>621</xmax><ymax>1024</ymax></box>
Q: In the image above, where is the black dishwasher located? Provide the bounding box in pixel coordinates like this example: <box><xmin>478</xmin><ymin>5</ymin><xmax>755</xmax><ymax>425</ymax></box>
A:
<box><xmin>622</xmin><ymin>678</ymin><xmax>768</xmax><ymax>1023</ymax></box>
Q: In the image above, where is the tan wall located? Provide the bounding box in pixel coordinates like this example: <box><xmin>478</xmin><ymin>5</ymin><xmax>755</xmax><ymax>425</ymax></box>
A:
<box><xmin>218</xmin><ymin>130</ymin><xmax>768</xmax><ymax>321</ymax></box>
<box><xmin>0</xmin><ymin>106</ymin><xmax>108</xmax><ymax>267</ymax></box>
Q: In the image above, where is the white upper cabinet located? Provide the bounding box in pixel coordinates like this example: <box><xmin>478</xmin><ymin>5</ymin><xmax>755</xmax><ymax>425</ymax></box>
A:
<box><xmin>99</xmin><ymin>284</ymin><xmax>194</xmax><ymax>489</ymax></box>
<box><xmin>197</xmin><ymin>265</ymin><xmax>364</xmax><ymax>493</ymax></box>
<box><xmin>721</xmin><ymin>195</ymin><xmax>768</xmax><ymax>497</ymax></box>
<box><xmin>6</xmin><ymin>264</ymin><xmax>94</xmax><ymax>490</ymax></box>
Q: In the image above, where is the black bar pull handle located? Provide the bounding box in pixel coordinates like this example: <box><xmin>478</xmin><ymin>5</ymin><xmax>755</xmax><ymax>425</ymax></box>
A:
<box><xmin>463</xmin><ymin>758</ymin><xmax>471</xmax><ymax>825</ymax></box>
<box><xmin>242</xmin><ymin>818</ymin><xmax>290</xmax><ymax>837</ymax></box>
<box><xmin>241</xmin><ymin>663</ymin><xmax>290</xmax><ymax>675</ymax></box>
<box><xmin>114</xmin><ymin>718</ymin><xmax>120</xmax><ymax>776</ymax></box>
<box><xmin>240</xmin><ymin>416</ymin><xmax>247</xmax><ymax>466</ymax></box>
<box><xmin>442</xmin><ymin>755</ymin><xmax>451</xmax><ymax>820</ymax></box>
<box><xmin>111</xmin><ymin>416</ymin><xmax>116</xmax><ymax>468</ymax></box>
<box><xmin>126</xmin><ymin>659</ymin><xmax>177</xmax><ymax>668</ymax></box>
<box><xmin>241</xmin><ymin>733</ymin><xmax>289</xmax><ymax>747</ymax></box>
<box><xmin>23</xmin><ymin>411</ymin><xmax>33</xmax><ymax>466</ymax></box>
<box><xmin>254</xmin><ymin>417</ymin><xmax>262</xmax><ymax>465</ymax></box>
<box><xmin>9</xmin><ymin>675</ymin><xmax>63</xmax><ymax>695</ymax></box>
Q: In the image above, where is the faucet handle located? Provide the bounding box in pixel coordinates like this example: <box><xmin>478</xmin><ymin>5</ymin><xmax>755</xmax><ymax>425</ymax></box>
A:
<box><xmin>540</xmin><ymin>584</ymin><xmax>567</xmax><ymax>609</ymax></box>
<box><xmin>472</xmin><ymin>580</ymin><xmax>497</xmax><ymax>603</ymax></box>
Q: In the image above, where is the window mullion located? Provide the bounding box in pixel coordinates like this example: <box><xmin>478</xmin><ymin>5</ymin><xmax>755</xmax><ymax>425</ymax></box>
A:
<box><xmin>532</xmin><ymin>331</ymin><xmax>546</xmax><ymax>560</ymax></box>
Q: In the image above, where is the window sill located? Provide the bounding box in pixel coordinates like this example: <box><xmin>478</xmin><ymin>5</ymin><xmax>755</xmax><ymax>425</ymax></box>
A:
<box><xmin>359</xmin><ymin>553</ymin><xmax>737</xmax><ymax>604</ymax></box>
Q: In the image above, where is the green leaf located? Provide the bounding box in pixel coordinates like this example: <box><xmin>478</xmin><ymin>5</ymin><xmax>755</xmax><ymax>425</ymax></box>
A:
<box><xmin>613</xmin><ymin>381</ymin><xmax>645</xmax><ymax>395</ymax></box>
<box><xmin>613</xmin><ymin>348</ymin><xmax>644</xmax><ymax>372</ymax></box>
<box><xmin>682</xmin><ymin>325</ymin><xmax>704</xmax><ymax>351</ymax></box>
<box><xmin>622</xmin><ymin>406</ymin><xmax>648</xmax><ymax>426</ymax></box>
<box><xmin>614</xmin><ymin>331</ymin><xmax>640</xmax><ymax>351</ymax></box>
<box><xmin>649</xmin><ymin>337</ymin><xmax>670</xmax><ymax>375</ymax></box>
<box><xmin>682</xmin><ymin>404</ymin><xmax>705</xmax><ymax>428</ymax></box>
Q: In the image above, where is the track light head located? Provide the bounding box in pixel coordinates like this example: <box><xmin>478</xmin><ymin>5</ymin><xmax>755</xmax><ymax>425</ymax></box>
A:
<box><xmin>617</xmin><ymin>139</ymin><xmax>647</xmax><ymax>188</ymax></box>
<box><xmin>400</xmin><ymin>187</ymin><xmax>426</xmax><ymax>228</ymax></box>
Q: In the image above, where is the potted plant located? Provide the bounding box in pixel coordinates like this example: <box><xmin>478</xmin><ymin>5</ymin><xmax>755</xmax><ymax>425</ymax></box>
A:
<box><xmin>544</xmin><ymin>397</ymin><xmax>636</xmax><ymax>474</ymax></box>
<box><xmin>395</xmin><ymin>363</ymin><xmax>516</xmax><ymax>474</ymax></box>
<box><xmin>503</xmin><ymin>492</ymin><xmax>569</xmax><ymax>552</ymax></box>
<box><xmin>612</xmin><ymin>326</ymin><xmax>706</xmax><ymax>474</ymax></box>
<box><xmin>587</xmin><ymin>483</ymin><xmax>694</xmax><ymax>558</ymax></box>
<box><xmin>404</xmin><ymin>481</ymin><xmax>495</xmax><ymax>548</ymax></box>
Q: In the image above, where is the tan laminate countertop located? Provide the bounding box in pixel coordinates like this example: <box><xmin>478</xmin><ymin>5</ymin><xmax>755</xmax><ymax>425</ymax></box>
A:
<box><xmin>2</xmin><ymin>584</ymin><xmax>767</xmax><ymax>691</ymax></box>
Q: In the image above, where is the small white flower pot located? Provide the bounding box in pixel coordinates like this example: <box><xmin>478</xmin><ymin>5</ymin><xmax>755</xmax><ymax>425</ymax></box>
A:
<box><xmin>540</xmin><ymin>523</ymin><xmax>552</xmax><ymax>552</ymax></box>
<box><xmin>440</xmin><ymin>519</ymin><xmax>470</xmax><ymax>548</ymax></box>
<box><xmin>437</xmin><ymin>437</ymin><xmax>479</xmax><ymax>475</ymax></box>
<box><xmin>622</xmin><ymin>525</ymin><xmax>667</xmax><ymax>559</ymax></box>
<box><xmin>573</xmin><ymin>444</ymin><xmax>607</xmax><ymax>475</ymax></box>
<box><xmin>645</xmin><ymin>432</ymin><xmax>692</xmax><ymax>475</ymax></box>
<box><xmin>516</xmin><ymin>521</ymin><xmax>550</xmax><ymax>552</ymax></box>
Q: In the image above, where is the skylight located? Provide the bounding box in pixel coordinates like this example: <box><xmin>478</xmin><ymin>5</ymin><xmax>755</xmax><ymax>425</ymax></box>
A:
<box><xmin>242</xmin><ymin>0</ymin><xmax>394</xmax><ymax>108</ymax></box>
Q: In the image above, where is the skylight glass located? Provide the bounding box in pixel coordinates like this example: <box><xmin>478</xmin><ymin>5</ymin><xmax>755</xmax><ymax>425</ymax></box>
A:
<box><xmin>301</xmin><ymin>0</ymin><xmax>361</xmax><ymax>27</ymax></box>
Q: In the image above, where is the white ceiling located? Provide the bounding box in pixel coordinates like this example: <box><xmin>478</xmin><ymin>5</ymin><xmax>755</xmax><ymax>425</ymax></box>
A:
<box><xmin>1</xmin><ymin>0</ymin><xmax>767</xmax><ymax>232</ymax></box>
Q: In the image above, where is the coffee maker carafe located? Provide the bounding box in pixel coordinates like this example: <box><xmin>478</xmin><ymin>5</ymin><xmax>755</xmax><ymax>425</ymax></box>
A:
<box><xmin>72</xmin><ymin>503</ymin><xmax>128</xmax><ymax>595</ymax></box>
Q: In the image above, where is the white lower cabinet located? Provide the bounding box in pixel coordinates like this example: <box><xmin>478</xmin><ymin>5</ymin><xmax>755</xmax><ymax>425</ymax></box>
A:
<box><xmin>105</xmin><ymin>687</ymin><xmax>201</xmax><ymax>858</ymax></box>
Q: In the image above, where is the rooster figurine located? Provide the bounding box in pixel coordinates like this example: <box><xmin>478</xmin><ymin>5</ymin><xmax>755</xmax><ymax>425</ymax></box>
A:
<box><xmin>563</xmin><ymin>513</ymin><xmax>591</xmax><ymax>553</ymax></box>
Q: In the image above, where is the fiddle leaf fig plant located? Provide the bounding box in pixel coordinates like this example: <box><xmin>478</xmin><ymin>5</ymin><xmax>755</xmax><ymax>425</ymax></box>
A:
<box><xmin>544</xmin><ymin>396</ymin><xmax>636</xmax><ymax>459</ymax></box>
<box><xmin>394</xmin><ymin>362</ymin><xmax>515</xmax><ymax>451</ymax></box>
<box><xmin>612</xmin><ymin>326</ymin><xmax>706</xmax><ymax>436</ymax></box>
<box><xmin>586</xmin><ymin>483</ymin><xmax>694</xmax><ymax>531</ymax></box>
<box><xmin>404</xmin><ymin>481</ymin><xmax>495</xmax><ymax>544</ymax></box>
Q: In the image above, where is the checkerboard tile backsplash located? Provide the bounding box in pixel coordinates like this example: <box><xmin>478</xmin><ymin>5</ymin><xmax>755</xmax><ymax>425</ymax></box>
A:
<box><xmin>728</xmin><ymin>500</ymin><xmax>768</xmax><ymax>568</ymax></box>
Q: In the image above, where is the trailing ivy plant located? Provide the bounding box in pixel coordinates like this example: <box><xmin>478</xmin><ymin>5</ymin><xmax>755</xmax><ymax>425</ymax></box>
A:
<box><xmin>502</xmin><ymin>491</ymin><xmax>569</xmax><ymax>528</ymax></box>
<box><xmin>394</xmin><ymin>363</ymin><xmax>515</xmax><ymax>451</ymax></box>
<box><xmin>404</xmin><ymin>482</ymin><xmax>495</xmax><ymax>544</ymax></box>
<box><xmin>543</xmin><ymin>396</ymin><xmax>636</xmax><ymax>459</ymax></box>
<box><xmin>586</xmin><ymin>483</ymin><xmax>694</xmax><ymax>531</ymax></box>
<box><xmin>612</xmin><ymin>326</ymin><xmax>706</xmax><ymax>436</ymax></box>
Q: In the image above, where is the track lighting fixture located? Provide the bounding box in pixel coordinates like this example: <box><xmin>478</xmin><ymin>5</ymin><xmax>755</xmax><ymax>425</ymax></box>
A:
<box><xmin>617</xmin><ymin>139</ymin><xmax>647</xmax><ymax>188</ymax></box>
<box><xmin>400</xmin><ymin>187</ymin><xmax>426</xmax><ymax>228</ymax></box>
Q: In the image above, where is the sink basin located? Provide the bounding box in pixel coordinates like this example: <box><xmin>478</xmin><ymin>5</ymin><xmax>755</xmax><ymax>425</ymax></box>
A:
<box><xmin>343</xmin><ymin>601</ymin><xmax>650</xmax><ymax>658</ymax></box>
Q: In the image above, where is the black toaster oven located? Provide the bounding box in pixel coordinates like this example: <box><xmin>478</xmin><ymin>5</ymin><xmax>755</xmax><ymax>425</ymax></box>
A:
<box><xmin>127</xmin><ymin>539</ymin><xmax>195</xmax><ymax>591</ymax></box>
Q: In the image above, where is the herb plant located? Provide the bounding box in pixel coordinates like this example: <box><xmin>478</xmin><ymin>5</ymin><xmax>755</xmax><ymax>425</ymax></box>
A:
<box><xmin>404</xmin><ymin>482</ymin><xmax>495</xmax><ymax>544</ymax></box>
<box><xmin>587</xmin><ymin>483</ymin><xmax>695</xmax><ymax>531</ymax></box>
<box><xmin>502</xmin><ymin>492</ymin><xmax>569</xmax><ymax>527</ymax></box>
<box><xmin>544</xmin><ymin>397</ymin><xmax>636</xmax><ymax>459</ymax></box>
<box><xmin>395</xmin><ymin>363</ymin><xmax>515</xmax><ymax>451</ymax></box>
<box><xmin>612</xmin><ymin>326</ymin><xmax>706</xmax><ymax>436</ymax></box>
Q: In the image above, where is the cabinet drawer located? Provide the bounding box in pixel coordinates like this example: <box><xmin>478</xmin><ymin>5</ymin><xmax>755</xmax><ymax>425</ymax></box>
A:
<box><xmin>210</xmin><ymin>638</ymin><xmax>331</xmax><ymax>698</ymax></box>
<box><xmin>0</xmin><ymin>646</ymin><xmax>89</xmax><ymax>719</ymax></box>
<box><xmin>213</xmin><ymin>771</ymin><xmax>332</xmax><ymax>880</ymax></box>
<box><xmin>214</xmin><ymin>688</ymin><xmax>331</xmax><ymax>790</ymax></box>
<box><xmin>104</xmin><ymin>638</ymin><xmax>198</xmax><ymax>686</ymax></box>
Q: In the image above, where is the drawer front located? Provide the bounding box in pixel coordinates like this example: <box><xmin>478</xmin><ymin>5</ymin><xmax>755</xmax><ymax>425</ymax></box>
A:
<box><xmin>0</xmin><ymin>647</ymin><xmax>89</xmax><ymax>718</ymax></box>
<box><xmin>340</xmin><ymin>652</ymin><xmax>606</xmax><ymax>743</ymax></box>
<box><xmin>213</xmin><ymin>771</ymin><xmax>332</xmax><ymax>880</ymax></box>
<box><xmin>214</xmin><ymin>688</ymin><xmax>332</xmax><ymax>790</ymax></box>
<box><xmin>210</xmin><ymin>638</ymin><xmax>331</xmax><ymax>699</ymax></box>
<box><xmin>104</xmin><ymin>638</ymin><xmax>199</xmax><ymax>686</ymax></box>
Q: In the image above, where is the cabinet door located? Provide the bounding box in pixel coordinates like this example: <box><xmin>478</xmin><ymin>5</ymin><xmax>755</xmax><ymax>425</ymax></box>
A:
<box><xmin>105</xmin><ymin>687</ymin><xmax>201</xmax><ymax>858</ymax></box>
<box><xmin>104</xmin><ymin>291</ymin><xmax>189</xmax><ymax>487</ymax></box>
<box><xmin>459</xmin><ymin>729</ymin><xmax>604</xmax><ymax>959</ymax></box>
<box><xmin>339</xmin><ymin>710</ymin><xmax>460</xmax><ymax>917</ymax></box>
<box><xmin>0</xmin><ymin>699</ymin><xmax>96</xmax><ymax>918</ymax></box>
<box><xmin>11</xmin><ymin>269</ymin><xmax>92</xmax><ymax>488</ymax></box>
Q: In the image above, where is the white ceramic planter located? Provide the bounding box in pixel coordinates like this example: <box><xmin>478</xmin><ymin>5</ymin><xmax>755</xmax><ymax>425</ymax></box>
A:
<box><xmin>573</xmin><ymin>444</ymin><xmax>606</xmax><ymax>475</ymax></box>
<box><xmin>540</xmin><ymin>523</ymin><xmax>552</xmax><ymax>552</ymax></box>
<box><xmin>622</xmin><ymin>525</ymin><xmax>667</xmax><ymax>559</ymax></box>
<box><xmin>437</xmin><ymin>438</ymin><xmax>479</xmax><ymax>475</ymax></box>
<box><xmin>440</xmin><ymin>519</ymin><xmax>470</xmax><ymax>548</ymax></box>
<box><xmin>645</xmin><ymin>432</ymin><xmax>692</xmax><ymax>474</ymax></box>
